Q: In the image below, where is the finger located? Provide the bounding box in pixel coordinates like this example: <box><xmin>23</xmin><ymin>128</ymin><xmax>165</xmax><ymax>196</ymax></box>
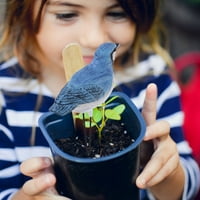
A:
<box><xmin>22</xmin><ymin>173</ymin><xmax>56</xmax><ymax>196</ymax></box>
<box><xmin>142</xmin><ymin>83</ymin><xmax>157</xmax><ymax>125</ymax></box>
<box><xmin>20</xmin><ymin>157</ymin><xmax>52</xmax><ymax>177</ymax></box>
<box><xmin>136</xmin><ymin>137</ymin><xmax>177</xmax><ymax>188</ymax></box>
<box><xmin>140</xmin><ymin>84</ymin><xmax>158</xmax><ymax>167</ymax></box>
<box><xmin>145</xmin><ymin>153</ymin><xmax>179</xmax><ymax>187</ymax></box>
<box><xmin>144</xmin><ymin>120</ymin><xmax>170</xmax><ymax>141</ymax></box>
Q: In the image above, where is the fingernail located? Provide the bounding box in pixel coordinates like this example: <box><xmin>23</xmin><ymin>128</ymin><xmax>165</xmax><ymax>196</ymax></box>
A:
<box><xmin>140</xmin><ymin>178</ymin><xmax>146</xmax><ymax>186</ymax></box>
<box><xmin>137</xmin><ymin>177</ymin><xmax>146</xmax><ymax>188</ymax></box>
<box><xmin>44</xmin><ymin>158</ymin><xmax>51</xmax><ymax>166</ymax></box>
<box><xmin>144</xmin><ymin>132</ymin><xmax>149</xmax><ymax>140</ymax></box>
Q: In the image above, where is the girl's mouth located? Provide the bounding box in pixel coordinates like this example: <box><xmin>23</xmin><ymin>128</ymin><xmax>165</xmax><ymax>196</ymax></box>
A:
<box><xmin>83</xmin><ymin>56</ymin><xmax>94</xmax><ymax>64</ymax></box>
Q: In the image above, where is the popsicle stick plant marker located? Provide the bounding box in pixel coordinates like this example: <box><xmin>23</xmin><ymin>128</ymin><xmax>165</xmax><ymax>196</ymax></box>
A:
<box><xmin>62</xmin><ymin>43</ymin><xmax>85</xmax><ymax>81</ymax></box>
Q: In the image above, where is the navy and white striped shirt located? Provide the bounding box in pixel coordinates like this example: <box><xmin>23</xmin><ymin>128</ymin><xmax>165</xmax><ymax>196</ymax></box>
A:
<box><xmin>0</xmin><ymin>56</ymin><xmax>199</xmax><ymax>200</ymax></box>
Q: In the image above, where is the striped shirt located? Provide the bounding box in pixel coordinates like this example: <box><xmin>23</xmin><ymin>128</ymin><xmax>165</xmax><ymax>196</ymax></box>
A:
<box><xmin>0</xmin><ymin>56</ymin><xmax>199</xmax><ymax>200</ymax></box>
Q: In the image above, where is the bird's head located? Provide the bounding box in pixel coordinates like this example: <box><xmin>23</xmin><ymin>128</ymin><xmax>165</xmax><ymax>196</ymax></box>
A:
<box><xmin>94</xmin><ymin>42</ymin><xmax>119</xmax><ymax>62</ymax></box>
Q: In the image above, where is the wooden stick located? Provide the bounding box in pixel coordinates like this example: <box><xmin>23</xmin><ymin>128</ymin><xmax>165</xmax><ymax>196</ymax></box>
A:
<box><xmin>62</xmin><ymin>43</ymin><xmax>85</xmax><ymax>81</ymax></box>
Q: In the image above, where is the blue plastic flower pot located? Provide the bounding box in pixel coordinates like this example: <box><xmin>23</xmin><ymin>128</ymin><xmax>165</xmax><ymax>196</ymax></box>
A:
<box><xmin>39</xmin><ymin>92</ymin><xmax>146</xmax><ymax>200</ymax></box>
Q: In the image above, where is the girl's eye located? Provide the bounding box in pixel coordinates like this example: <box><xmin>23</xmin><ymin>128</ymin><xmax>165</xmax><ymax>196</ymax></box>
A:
<box><xmin>55</xmin><ymin>13</ymin><xmax>78</xmax><ymax>21</ymax></box>
<box><xmin>107</xmin><ymin>11</ymin><xmax>127</xmax><ymax>20</ymax></box>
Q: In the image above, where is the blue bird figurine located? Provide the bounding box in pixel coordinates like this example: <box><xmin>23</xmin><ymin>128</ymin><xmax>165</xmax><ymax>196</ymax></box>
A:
<box><xmin>49</xmin><ymin>42</ymin><xmax>119</xmax><ymax>116</ymax></box>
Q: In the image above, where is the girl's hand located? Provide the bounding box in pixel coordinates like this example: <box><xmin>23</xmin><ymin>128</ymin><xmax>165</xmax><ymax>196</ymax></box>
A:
<box><xmin>19</xmin><ymin>157</ymin><xmax>71</xmax><ymax>200</ymax></box>
<box><xmin>136</xmin><ymin>83</ymin><xmax>183</xmax><ymax>190</ymax></box>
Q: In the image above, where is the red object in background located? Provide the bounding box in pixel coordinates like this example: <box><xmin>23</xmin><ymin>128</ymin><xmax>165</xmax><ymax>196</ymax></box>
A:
<box><xmin>174</xmin><ymin>52</ymin><xmax>200</xmax><ymax>165</ymax></box>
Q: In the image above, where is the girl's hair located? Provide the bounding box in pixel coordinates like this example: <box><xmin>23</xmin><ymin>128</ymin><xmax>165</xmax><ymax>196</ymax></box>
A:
<box><xmin>117</xmin><ymin>0</ymin><xmax>172</xmax><ymax>66</ymax></box>
<box><xmin>0</xmin><ymin>0</ymin><xmax>171</xmax><ymax>78</ymax></box>
<box><xmin>0</xmin><ymin>0</ymin><xmax>47</xmax><ymax>78</ymax></box>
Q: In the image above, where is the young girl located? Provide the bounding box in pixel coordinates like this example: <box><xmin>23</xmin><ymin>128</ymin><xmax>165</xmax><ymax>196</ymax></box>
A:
<box><xmin>0</xmin><ymin>0</ymin><xmax>199</xmax><ymax>200</ymax></box>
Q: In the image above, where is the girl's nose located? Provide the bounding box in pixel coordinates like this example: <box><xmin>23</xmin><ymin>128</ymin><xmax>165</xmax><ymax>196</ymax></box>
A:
<box><xmin>79</xmin><ymin>20</ymin><xmax>109</xmax><ymax>49</ymax></box>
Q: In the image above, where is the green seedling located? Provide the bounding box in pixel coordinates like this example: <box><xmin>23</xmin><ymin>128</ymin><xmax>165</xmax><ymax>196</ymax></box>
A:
<box><xmin>74</xmin><ymin>96</ymin><xmax>126</xmax><ymax>140</ymax></box>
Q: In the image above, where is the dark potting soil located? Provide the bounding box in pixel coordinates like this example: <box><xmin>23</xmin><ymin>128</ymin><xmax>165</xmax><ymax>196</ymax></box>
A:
<box><xmin>55</xmin><ymin>120</ymin><xmax>135</xmax><ymax>158</ymax></box>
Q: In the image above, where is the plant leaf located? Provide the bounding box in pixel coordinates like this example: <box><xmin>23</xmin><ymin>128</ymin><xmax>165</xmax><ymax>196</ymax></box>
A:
<box><xmin>74</xmin><ymin>112</ymin><xmax>91</xmax><ymax>120</ymax></box>
<box><xmin>84</xmin><ymin>120</ymin><xmax>96</xmax><ymax>128</ymax></box>
<box><xmin>84</xmin><ymin>112</ymin><xmax>91</xmax><ymax>119</ymax></box>
<box><xmin>113</xmin><ymin>104</ymin><xmax>126</xmax><ymax>114</ymax></box>
<box><xmin>105</xmin><ymin>109</ymin><xmax>121</xmax><ymax>120</ymax></box>
<box><xmin>93</xmin><ymin>108</ymin><xmax>103</xmax><ymax>123</ymax></box>
<box><xmin>74</xmin><ymin>113</ymin><xmax>84</xmax><ymax>120</ymax></box>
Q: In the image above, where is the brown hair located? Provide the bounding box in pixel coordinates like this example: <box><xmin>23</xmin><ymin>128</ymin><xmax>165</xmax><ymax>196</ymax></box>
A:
<box><xmin>118</xmin><ymin>0</ymin><xmax>158</xmax><ymax>33</ymax></box>
<box><xmin>117</xmin><ymin>0</ymin><xmax>172</xmax><ymax>66</ymax></box>
<box><xmin>0</xmin><ymin>0</ymin><xmax>48</xmax><ymax>77</ymax></box>
<box><xmin>0</xmin><ymin>0</ymin><xmax>171</xmax><ymax>78</ymax></box>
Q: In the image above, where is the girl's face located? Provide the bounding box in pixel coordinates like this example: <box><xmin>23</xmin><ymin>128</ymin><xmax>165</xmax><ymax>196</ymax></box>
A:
<box><xmin>35</xmin><ymin>0</ymin><xmax>136</xmax><ymax>71</ymax></box>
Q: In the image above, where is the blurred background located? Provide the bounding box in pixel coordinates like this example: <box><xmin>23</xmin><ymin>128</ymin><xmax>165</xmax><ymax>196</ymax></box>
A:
<box><xmin>161</xmin><ymin>0</ymin><xmax>200</xmax><ymax>59</ymax></box>
<box><xmin>162</xmin><ymin>5</ymin><xmax>200</xmax><ymax>199</ymax></box>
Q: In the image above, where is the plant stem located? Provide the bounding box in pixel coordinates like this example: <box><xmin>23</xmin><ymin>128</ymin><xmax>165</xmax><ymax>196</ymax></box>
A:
<box><xmin>88</xmin><ymin>116</ymin><xmax>92</xmax><ymax>146</ymax></box>
<box><xmin>82</xmin><ymin>113</ymin><xmax>90</xmax><ymax>156</ymax></box>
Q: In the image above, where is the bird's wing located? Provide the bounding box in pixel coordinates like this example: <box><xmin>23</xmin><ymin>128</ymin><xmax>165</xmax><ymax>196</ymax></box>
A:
<box><xmin>49</xmin><ymin>85</ymin><xmax>105</xmax><ymax>116</ymax></box>
<box><xmin>49</xmin><ymin>101</ymin><xmax>76</xmax><ymax>116</ymax></box>
<box><xmin>56</xmin><ymin>85</ymin><xmax>105</xmax><ymax>104</ymax></box>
